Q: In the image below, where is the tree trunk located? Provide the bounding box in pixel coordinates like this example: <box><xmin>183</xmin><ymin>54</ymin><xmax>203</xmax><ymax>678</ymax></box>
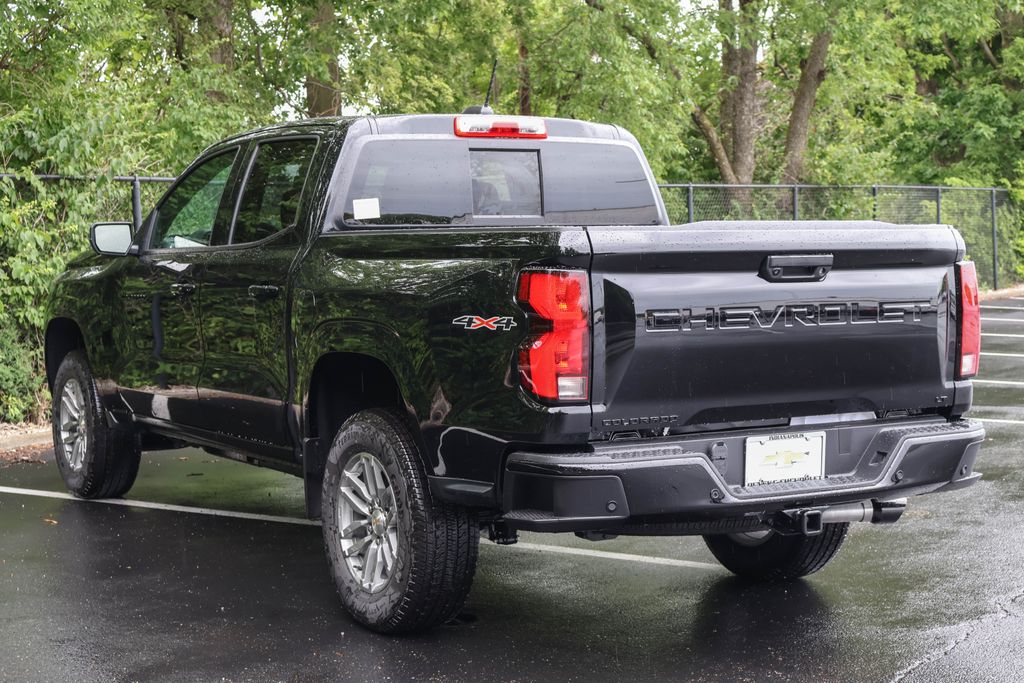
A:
<box><xmin>305</xmin><ymin>2</ymin><xmax>341</xmax><ymax>117</ymax></box>
<box><xmin>517</xmin><ymin>34</ymin><xmax>532</xmax><ymax>115</ymax></box>
<box><xmin>693</xmin><ymin>107</ymin><xmax>739</xmax><ymax>184</ymax></box>
<box><xmin>941</xmin><ymin>33</ymin><xmax>961</xmax><ymax>71</ymax></box>
<box><xmin>195</xmin><ymin>0</ymin><xmax>234</xmax><ymax>102</ymax></box>
<box><xmin>719</xmin><ymin>0</ymin><xmax>736</xmax><ymax>161</ymax></box>
<box><xmin>979</xmin><ymin>38</ymin><xmax>1000</xmax><ymax>68</ymax></box>
<box><xmin>205</xmin><ymin>0</ymin><xmax>234</xmax><ymax>69</ymax></box>
<box><xmin>781</xmin><ymin>31</ymin><xmax>831</xmax><ymax>184</ymax></box>
<box><xmin>729</xmin><ymin>0</ymin><xmax>758</xmax><ymax>184</ymax></box>
<box><xmin>165</xmin><ymin>9</ymin><xmax>188</xmax><ymax>71</ymax></box>
<box><xmin>306</xmin><ymin>64</ymin><xmax>341</xmax><ymax>117</ymax></box>
<box><xmin>511</xmin><ymin>1</ymin><xmax>532</xmax><ymax>115</ymax></box>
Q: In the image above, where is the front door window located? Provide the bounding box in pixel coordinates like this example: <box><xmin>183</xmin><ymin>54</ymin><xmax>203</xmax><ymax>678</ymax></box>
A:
<box><xmin>151</xmin><ymin>150</ymin><xmax>237</xmax><ymax>249</ymax></box>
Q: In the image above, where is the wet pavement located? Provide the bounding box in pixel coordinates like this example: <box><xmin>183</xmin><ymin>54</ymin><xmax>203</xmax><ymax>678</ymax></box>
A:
<box><xmin>3</xmin><ymin>302</ymin><xmax>1024</xmax><ymax>682</ymax></box>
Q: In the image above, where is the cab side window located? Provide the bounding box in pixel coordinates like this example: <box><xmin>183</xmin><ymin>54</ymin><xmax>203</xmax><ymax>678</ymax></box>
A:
<box><xmin>231</xmin><ymin>139</ymin><xmax>317</xmax><ymax>245</ymax></box>
<box><xmin>150</xmin><ymin>150</ymin><xmax>237</xmax><ymax>250</ymax></box>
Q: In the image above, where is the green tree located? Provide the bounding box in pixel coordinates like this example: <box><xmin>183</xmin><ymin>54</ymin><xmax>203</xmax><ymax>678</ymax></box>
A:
<box><xmin>2</xmin><ymin>0</ymin><xmax>1024</xmax><ymax>421</ymax></box>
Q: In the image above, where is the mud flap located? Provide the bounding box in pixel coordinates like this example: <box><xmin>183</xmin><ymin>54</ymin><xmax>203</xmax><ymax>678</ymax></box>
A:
<box><xmin>302</xmin><ymin>437</ymin><xmax>323</xmax><ymax>520</ymax></box>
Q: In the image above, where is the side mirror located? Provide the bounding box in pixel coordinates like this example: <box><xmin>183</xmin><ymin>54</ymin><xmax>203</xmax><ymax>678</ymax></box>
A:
<box><xmin>90</xmin><ymin>222</ymin><xmax>134</xmax><ymax>256</ymax></box>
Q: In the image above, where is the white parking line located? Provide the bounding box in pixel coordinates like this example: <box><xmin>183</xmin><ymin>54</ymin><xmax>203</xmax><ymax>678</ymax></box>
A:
<box><xmin>513</xmin><ymin>542</ymin><xmax>721</xmax><ymax>571</ymax></box>
<box><xmin>980</xmin><ymin>352</ymin><xmax>1024</xmax><ymax>358</ymax></box>
<box><xmin>976</xmin><ymin>417</ymin><xmax>1024</xmax><ymax>426</ymax></box>
<box><xmin>981</xmin><ymin>317</ymin><xmax>1024</xmax><ymax>324</ymax></box>
<box><xmin>981</xmin><ymin>305</ymin><xmax>1024</xmax><ymax>311</ymax></box>
<box><xmin>981</xmin><ymin>332</ymin><xmax>1024</xmax><ymax>338</ymax></box>
<box><xmin>0</xmin><ymin>485</ymin><xmax>319</xmax><ymax>526</ymax></box>
<box><xmin>972</xmin><ymin>379</ymin><xmax>1024</xmax><ymax>387</ymax></box>
<box><xmin>0</xmin><ymin>485</ymin><xmax>722</xmax><ymax>571</ymax></box>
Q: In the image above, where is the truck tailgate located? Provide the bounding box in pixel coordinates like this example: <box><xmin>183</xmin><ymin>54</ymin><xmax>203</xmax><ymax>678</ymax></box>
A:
<box><xmin>587</xmin><ymin>221</ymin><xmax>963</xmax><ymax>432</ymax></box>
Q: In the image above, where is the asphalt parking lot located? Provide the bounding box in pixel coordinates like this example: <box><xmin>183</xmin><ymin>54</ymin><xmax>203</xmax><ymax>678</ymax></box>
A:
<box><xmin>2</xmin><ymin>302</ymin><xmax>1024</xmax><ymax>683</ymax></box>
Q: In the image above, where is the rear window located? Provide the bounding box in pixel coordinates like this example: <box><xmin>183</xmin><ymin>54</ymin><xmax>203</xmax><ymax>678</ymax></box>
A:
<box><xmin>471</xmin><ymin>150</ymin><xmax>542</xmax><ymax>217</ymax></box>
<box><xmin>332</xmin><ymin>139</ymin><xmax>660</xmax><ymax>228</ymax></box>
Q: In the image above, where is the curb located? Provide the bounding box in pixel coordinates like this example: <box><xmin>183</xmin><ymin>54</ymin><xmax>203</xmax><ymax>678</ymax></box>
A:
<box><xmin>0</xmin><ymin>429</ymin><xmax>51</xmax><ymax>452</ymax></box>
<box><xmin>981</xmin><ymin>285</ymin><xmax>1024</xmax><ymax>302</ymax></box>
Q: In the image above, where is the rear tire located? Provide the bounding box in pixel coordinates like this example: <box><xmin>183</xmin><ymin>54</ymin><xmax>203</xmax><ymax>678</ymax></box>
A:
<box><xmin>51</xmin><ymin>350</ymin><xmax>141</xmax><ymax>499</ymax></box>
<box><xmin>321</xmin><ymin>408</ymin><xmax>479</xmax><ymax>634</ymax></box>
<box><xmin>703</xmin><ymin>523</ymin><xmax>849</xmax><ymax>580</ymax></box>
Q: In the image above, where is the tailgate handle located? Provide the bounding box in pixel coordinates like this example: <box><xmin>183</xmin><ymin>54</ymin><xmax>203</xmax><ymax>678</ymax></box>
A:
<box><xmin>761</xmin><ymin>254</ymin><xmax>833</xmax><ymax>283</ymax></box>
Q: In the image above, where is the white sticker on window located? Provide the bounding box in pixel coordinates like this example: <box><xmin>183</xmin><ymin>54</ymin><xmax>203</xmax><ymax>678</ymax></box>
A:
<box><xmin>352</xmin><ymin>197</ymin><xmax>381</xmax><ymax>220</ymax></box>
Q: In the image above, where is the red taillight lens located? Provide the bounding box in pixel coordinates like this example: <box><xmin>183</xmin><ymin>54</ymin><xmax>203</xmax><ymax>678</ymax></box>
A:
<box><xmin>956</xmin><ymin>260</ymin><xmax>980</xmax><ymax>379</ymax></box>
<box><xmin>454</xmin><ymin>115</ymin><xmax>547</xmax><ymax>139</ymax></box>
<box><xmin>516</xmin><ymin>270</ymin><xmax>589</xmax><ymax>401</ymax></box>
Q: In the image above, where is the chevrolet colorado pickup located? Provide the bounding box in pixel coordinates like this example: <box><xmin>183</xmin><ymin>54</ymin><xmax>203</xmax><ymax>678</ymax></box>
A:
<box><xmin>46</xmin><ymin>113</ymin><xmax>984</xmax><ymax>633</ymax></box>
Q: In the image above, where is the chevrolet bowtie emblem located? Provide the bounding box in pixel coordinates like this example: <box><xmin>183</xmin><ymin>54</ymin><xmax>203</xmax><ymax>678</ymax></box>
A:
<box><xmin>762</xmin><ymin>450</ymin><xmax>811</xmax><ymax>467</ymax></box>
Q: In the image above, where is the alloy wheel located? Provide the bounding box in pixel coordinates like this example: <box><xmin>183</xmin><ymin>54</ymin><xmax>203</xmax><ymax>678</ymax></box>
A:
<box><xmin>336</xmin><ymin>452</ymin><xmax>400</xmax><ymax>593</ymax></box>
<box><xmin>59</xmin><ymin>379</ymin><xmax>88</xmax><ymax>472</ymax></box>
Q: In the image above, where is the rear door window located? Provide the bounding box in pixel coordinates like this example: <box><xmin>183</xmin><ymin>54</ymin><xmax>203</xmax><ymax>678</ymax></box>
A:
<box><xmin>231</xmin><ymin>138</ymin><xmax>317</xmax><ymax>245</ymax></box>
<box><xmin>335</xmin><ymin>140</ymin><xmax>659</xmax><ymax>228</ymax></box>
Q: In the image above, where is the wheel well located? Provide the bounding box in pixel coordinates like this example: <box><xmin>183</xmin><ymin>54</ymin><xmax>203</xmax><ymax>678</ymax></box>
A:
<box><xmin>307</xmin><ymin>352</ymin><xmax>406</xmax><ymax>448</ymax></box>
<box><xmin>303</xmin><ymin>353</ymin><xmax>410</xmax><ymax>520</ymax></box>
<box><xmin>45</xmin><ymin>318</ymin><xmax>86</xmax><ymax>390</ymax></box>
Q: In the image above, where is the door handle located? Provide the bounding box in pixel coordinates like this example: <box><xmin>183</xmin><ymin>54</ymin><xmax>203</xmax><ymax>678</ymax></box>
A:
<box><xmin>170</xmin><ymin>282</ymin><xmax>196</xmax><ymax>297</ymax></box>
<box><xmin>760</xmin><ymin>254</ymin><xmax>833</xmax><ymax>283</ymax></box>
<box><xmin>248</xmin><ymin>284</ymin><xmax>280</xmax><ymax>300</ymax></box>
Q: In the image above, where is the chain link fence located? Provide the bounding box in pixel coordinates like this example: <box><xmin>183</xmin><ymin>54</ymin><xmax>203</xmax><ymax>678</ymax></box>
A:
<box><xmin>660</xmin><ymin>184</ymin><xmax>1020</xmax><ymax>290</ymax></box>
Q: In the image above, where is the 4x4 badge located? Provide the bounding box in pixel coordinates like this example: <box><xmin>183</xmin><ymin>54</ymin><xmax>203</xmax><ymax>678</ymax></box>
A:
<box><xmin>452</xmin><ymin>315</ymin><xmax>517</xmax><ymax>331</ymax></box>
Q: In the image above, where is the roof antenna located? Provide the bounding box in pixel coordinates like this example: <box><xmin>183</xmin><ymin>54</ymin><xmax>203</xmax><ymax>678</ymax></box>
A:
<box><xmin>462</xmin><ymin>59</ymin><xmax>497</xmax><ymax>115</ymax></box>
<box><xmin>483</xmin><ymin>58</ymin><xmax>498</xmax><ymax>111</ymax></box>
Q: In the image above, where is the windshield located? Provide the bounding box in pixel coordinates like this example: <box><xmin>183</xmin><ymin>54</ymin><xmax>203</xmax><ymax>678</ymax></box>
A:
<box><xmin>330</xmin><ymin>139</ymin><xmax>661</xmax><ymax>229</ymax></box>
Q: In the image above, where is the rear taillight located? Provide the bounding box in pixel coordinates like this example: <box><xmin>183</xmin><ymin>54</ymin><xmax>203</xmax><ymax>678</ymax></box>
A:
<box><xmin>956</xmin><ymin>260</ymin><xmax>980</xmax><ymax>379</ymax></box>
<box><xmin>515</xmin><ymin>270</ymin><xmax>589</xmax><ymax>401</ymax></box>
<box><xmin>454</xmin><ymin>115</ymin><xmax>547</xmax><ymax>139</ymax></box>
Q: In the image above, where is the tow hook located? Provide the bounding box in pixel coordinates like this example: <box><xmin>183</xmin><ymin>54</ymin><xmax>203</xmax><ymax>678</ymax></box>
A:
<box><xmin>779</xmin><ymin>499</ymin><xmax>908</xmax><ymax>536</ymax></box>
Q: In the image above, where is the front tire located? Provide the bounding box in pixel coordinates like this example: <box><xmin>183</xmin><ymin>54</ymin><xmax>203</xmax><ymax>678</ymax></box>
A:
<box><xmin>321</xmin><ymin>408</ymin><xmax>479</xmax><ymax>634</ymax></box>
<box><xmin>703</xmin><ymin>523</ymin><xmax>849</xmax><ymax>581</ymax></box>
<box><xmin>51</xmin><ymin>350</ymin><xmax>141</xmax><ymax>498</ymax></box>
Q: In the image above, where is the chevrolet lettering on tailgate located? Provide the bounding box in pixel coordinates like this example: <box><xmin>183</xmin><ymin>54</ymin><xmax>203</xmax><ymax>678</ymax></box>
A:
<box><xmin>644</xmin><ymin>300</ymin><xmax>935</xmax><ymax>332</ymax></box>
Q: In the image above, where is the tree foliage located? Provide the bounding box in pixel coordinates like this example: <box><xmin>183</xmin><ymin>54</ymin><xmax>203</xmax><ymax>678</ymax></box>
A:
<box><xmin>2</xmin><ymin>0</ymin><xmax>1024</xmax><ymax>420</ymax></box>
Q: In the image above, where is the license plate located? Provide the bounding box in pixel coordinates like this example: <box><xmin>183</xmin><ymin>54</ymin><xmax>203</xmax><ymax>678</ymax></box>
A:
<box><xmin>744</xmin><ymin>431</ymin><xmax>826</xmax><ymax>486</ymax></box>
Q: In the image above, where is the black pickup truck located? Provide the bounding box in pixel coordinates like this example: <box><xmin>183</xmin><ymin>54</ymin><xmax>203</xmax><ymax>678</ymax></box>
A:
<box><xmin>46</xmin><ymin>112</ymin><xmax>984</xmax><ymax>633</ymax></box>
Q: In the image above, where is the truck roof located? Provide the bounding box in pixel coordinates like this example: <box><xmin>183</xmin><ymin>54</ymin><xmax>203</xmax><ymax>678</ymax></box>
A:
<box><xmin>211</xmin><ymin>113</ymin><xmax>626</xmax><ymax>151</ymax></box>
<box><xmin>369</xmin><ymin>114</ymin><xmax>623</xmax><ymax>140</ymax></box>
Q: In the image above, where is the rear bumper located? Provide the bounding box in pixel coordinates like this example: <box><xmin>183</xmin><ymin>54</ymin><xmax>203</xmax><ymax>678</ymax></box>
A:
<box><xmin>500</xmin><ymin>418</ymin><xmax>985</xmax><ymax>532</ymax></box>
